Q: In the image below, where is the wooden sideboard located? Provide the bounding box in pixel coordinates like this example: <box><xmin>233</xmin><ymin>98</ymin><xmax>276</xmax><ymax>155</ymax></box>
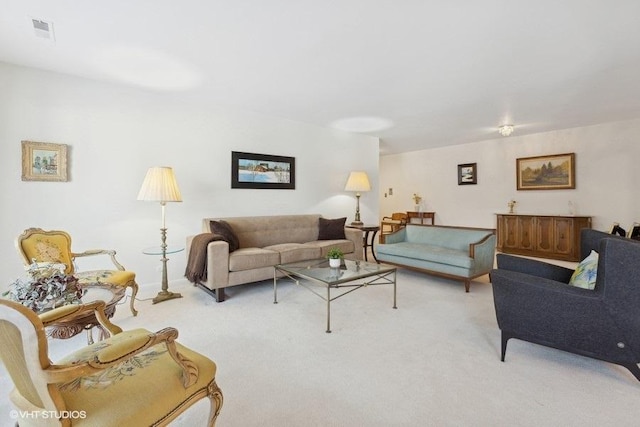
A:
<box><xmin>496</xmin><ymin>214</ymin><xmax>592</xmax><ymax>262</ymax></box>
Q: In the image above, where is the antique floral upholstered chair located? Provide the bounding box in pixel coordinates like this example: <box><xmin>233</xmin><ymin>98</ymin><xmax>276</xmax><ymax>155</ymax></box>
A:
<box><xmin>16</xmin><ymin>228</ymin><xmax>139</xmax><ymax>316</ymax></box>
<box><xmin>0</xmin><ymin>298</ymin><xmax>223</xmax><ymax>426</ymax></box>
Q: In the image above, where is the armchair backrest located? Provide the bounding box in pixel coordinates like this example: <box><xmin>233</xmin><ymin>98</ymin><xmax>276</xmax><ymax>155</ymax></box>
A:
<box><xmin>0</xmin><ymin>299</ymin><xmax>63</xmax><ymax>424</ymax></box>
<box><xmin>580</xmin><ymin>228</ymin><xmax>634</xmax><ymax>260</ymax></box>
<box><xmin>15</xmin><ymin>228</ymin><xmax>75</xmax><ymax>275</ymax></box>
<box><xmin>389</xmin><ymin>212</ymin><xmax>408</xmax><ymax>222</ymax></box>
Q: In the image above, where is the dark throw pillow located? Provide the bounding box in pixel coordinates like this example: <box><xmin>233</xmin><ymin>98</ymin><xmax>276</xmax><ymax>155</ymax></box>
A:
<box><xmin>210</xmin><ymin>220</ymin><xmax>240</xmax><ymax>252</ymax></box>
<box><xmin>318</xmin><ymin>217</ymin><xmax>347</xmax><ymax>240</ymax></box>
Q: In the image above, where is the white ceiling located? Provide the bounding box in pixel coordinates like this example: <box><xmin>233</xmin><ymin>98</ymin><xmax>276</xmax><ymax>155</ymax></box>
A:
<box><xmin>2</xmin><ymin>1</ymin><xmax>640</xmax><ymax>155</ymax></box>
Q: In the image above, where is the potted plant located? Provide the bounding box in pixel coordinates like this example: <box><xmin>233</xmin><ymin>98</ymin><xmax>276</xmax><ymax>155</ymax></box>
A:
<box><xmin>3</xmin><ymin>262</ymin><xmax>84</xmax><ymax>312</ymax></box>
<box><xmin>327</xmin><ymin>248</ymin><xmax>344</xmax><ymax>268</ymax></box>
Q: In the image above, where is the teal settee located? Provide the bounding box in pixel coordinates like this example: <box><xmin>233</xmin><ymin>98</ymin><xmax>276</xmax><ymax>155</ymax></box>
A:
<box><xmin>375</xmin><ymin>224</ymin><xmax>496</xmax><ymax>292</ymax></box>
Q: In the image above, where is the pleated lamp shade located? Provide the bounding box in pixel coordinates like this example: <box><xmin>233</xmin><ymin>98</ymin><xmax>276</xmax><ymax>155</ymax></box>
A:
<box><xmin>137</xmin><ymin>167</ymin><xmax>183</xmax><ymax>202</ymax></box>
<box><xmin>344</xmin><ymin>171</ymin><xmax>371</xmax><ymax>193</ymax></box>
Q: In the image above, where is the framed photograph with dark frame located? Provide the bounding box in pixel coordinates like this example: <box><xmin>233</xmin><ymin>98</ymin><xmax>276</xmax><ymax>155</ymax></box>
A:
<box><xmin>21</xmin><ymin>141</ymin><xmax>68</xmax><ymax>182</ymax></box>
<box><xmin>457</xmin><ymin>163</ymin><xmax>477</xmax><ymax>185</ymax></box>
<box><xmin>516</xmin><ymin>152</ymin><xmax>575</xmax><ymax>190</ymax></box>
<box><xmin>231</xmin><ymin>151</ymin><xmax>295</xmax><ymax>189</ymax></box>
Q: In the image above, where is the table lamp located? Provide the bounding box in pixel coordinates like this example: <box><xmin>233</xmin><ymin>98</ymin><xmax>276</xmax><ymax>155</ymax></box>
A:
<box><xmin>344</xmin><ymin>171</ymin><xmax>371</xmax><ymax>225</ymax></box>
<box><xmin>137</xmin><ymin>166</ymin><xmax>183</xmax><ymax>304</ymax></box>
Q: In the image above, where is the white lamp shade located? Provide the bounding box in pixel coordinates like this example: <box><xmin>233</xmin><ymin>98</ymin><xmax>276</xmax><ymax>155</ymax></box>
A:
<box><xmin>344</xmin><ymin>171</ymin><xmax>371</xmax><ymax>192</ymax></box>
<box><xmin>137</xmin><ymin>167</ymin><xmax>183</xmax><ymax>202</ymax></box>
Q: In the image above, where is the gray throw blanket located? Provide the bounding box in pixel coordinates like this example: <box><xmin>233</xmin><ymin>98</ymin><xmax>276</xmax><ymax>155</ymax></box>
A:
<box><xmin>185</xmin><ymin>233</ymin><xmax>227</xmax><ymax>283</ymax></box>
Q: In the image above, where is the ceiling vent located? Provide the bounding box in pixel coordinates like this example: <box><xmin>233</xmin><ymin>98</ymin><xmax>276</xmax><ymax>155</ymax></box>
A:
<box><xmin>31</xmin><ymin>18</ymin><xmax>55</xmax><ymax>41</ymax></box>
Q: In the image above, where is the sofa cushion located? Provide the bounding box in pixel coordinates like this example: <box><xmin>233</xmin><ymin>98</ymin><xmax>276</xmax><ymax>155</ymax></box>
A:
<box><xmin>376</xmin><ymin>242</ymin><xmax>473</xmax><ymax>269</ymax></box>
<box><xmin>210</xmin><ymin>220</ymin><xmax>240</xmax><ymax>252</ymax></box>
<box><xmin>229</xmin><ymin>248</ymin><xmax>280</xmax><ymax>272</ymax></box>
<box><xmin>318</xmin><ymin>217</ymin><xmax>346</xmax><ymax>240</ymax></box>
<box><xmin>568</xmin><ymin>250</ymin><xmax>598</xmax><ymax>290</ymax></box>
<box><xmin>305</xmin><ymin>240</ymin><xmax>355</xmax><ymax>258</ymax></box>
<box><xmin>264</xmin><ymin>243</ymin><xmax>321</xmax><ymax>264</ymax></box>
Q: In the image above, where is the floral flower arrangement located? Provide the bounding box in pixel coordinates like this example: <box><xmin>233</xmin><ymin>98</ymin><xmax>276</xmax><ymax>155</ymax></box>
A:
<box><xmin>3</xmin><ymin>262</ymin><xmax>84</xmax><ymax>312</ymax></box>
<box><xmin>412</xmin><ymin>193</ymin><xmax>422</xmax><ymax>205</ymax></box>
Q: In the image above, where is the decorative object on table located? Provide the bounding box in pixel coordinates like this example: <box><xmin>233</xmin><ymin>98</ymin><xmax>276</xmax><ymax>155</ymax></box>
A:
<box><xmin>507</xmin><ymin>199</ymin><xmax>517</xmax><ymax>214</ymax></box>
<box><xmin>516</xmin><ymin>152</ymin><xmax>575</xmax><ymax>190</ymax></box>
<box><xmin>3</xmin><ymin>262</ymin><xmax>83</xmax><ymax>312</ymax></box>
<box><xmin>137</xmin><ymin>166</ymin><xmax>183</xmax><ymax>304</ymax></box>
<box><xmin>327</xmin><ymin>248</ymin><xmax>344</xmax><ymax>268</ymax></box>
<box><xmin>21</xmin><ymin>140</ymin><xmax>68</xmax><ymax>182</ymax></box>
<box><xmin>15</xmin><ymin>227</ymin><xmax>139</xmax><ymax>316</ymax></box>
<box><xmin>412</xmin><ymin>193</ymin><xmax>422</xmax><ymax>211</ymax></box>
<box><xmin>231</xmin><ymin>151</ymin><xmax>295</xmax><ymax>189</ymax></box>
<box><xmin>457</xmin><ymin>163</ymin><xmax>477</xmax><ymax>185</ymax></box>
<box><xmin>344</xmin><ymin>171</ymin><xmax>371</xmax><ymax>225</ymax></box>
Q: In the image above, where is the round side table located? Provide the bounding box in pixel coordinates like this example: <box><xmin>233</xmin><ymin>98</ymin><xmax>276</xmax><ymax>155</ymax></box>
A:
<box><xmin>142</xmin><ymin>246</ymin><xmax>185</xmax><ymax>304</ymax></box>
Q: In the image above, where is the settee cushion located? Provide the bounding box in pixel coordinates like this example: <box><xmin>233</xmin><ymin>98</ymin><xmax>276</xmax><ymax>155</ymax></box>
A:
<box><xmin>210</xmin><ymin>220</ymin><xmax>240</xmax><ymax>252</ymax></box>
<box><xmin>569</xmin><ymin>250</ymin><xmax>599</xmax><ymax>290</ymax></box>
<box><xmin>376</xmin><ymin>242</ymin><xmax>474</xmax><ymax>269</ymax></box>
<box><xmin>318</xmin><ymin>217</ymin><xmax>347</xmax><ymax>240</ymax></box>
<box><xmin>229</xmin><ymin>248</ymin><xmax>280</xmax><ymax>272</ymax></box>
<box><xmin>264</xmin><ymin>243</ymin><xmax>321</xmax><ymax>264</ymax></box>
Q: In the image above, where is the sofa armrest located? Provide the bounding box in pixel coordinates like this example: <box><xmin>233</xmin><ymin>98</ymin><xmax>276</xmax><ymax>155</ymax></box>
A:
<box><xmin>469</xmin><ymin>234</ymin><xmax>496</xmax><ymax>274</ymax></box>
<box><xmin>496</xmin><ymin>253</ymin><xmax>574</xmax><ymax>283</ymax></box>
<box><xmin>344</xmin><ymin>227</ymin><xmax>363</xmax><ymax>260</ymax></box>
<box><xmin>206</xmin><ymin>241</ymin><xmax>230</xmax><ymax>287</ymax></box>
<box><xmin>490</xmin><ymin>269</ymin><xmax>605</xmax><ymax>337</ymax></box>
<box><xmin>379</xmin><ymin>227</ymin><xmax>407</xmax><ymax>245</ymax></box>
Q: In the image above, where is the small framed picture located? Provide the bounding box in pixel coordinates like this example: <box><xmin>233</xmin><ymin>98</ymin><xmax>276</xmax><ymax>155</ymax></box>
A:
<box><xmin>628</xmin><ymin>223</ymin><xmax>640</xmax><ymax>241</ymax></box>
<box><xmin>21</xmin><ymin>141</ymin><xmax>69</xmax><ymax>182</ymax></box>
<box><xmin>458</xmin><ymin>163</ymin><xmax>477</xmax><ymax>185</ymax></box>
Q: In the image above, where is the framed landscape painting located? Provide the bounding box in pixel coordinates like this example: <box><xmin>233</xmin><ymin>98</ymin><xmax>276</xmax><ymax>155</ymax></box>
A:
<box><xmin>516</xmin><ymin>152</ymin><xmax>575</xmax><ymax>190</ymax></box>
<box><xmin>231</xmin><ymin>151</ymin><xmax>295</xmax><ymax>189</ymax></box>
<box><xmin>21</xmin><ymin>141</ymin><xmax>68</xmax><ymax>182</ymax></box>
<box><xmin>458</xmin><ymin>163</ymin><xmax>477</xmax><ymax>185</ymax></box>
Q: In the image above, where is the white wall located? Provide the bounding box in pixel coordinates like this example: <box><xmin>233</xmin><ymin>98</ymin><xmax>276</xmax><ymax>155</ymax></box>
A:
<box><xmin>0</xmin><ymin>62</ymin><xmax>380</xmax><ymax>288</ymax></box>
<box><xmin>380</xmin><ymin>119</ymin><xmax>640</xmax><ymax>232</ymax></box>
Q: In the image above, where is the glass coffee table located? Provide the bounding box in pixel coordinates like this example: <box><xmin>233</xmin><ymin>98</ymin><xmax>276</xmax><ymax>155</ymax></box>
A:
<box><xmin>274</xmin><ymin>259</ymin><xmax>397</xmax><ymax>333</ymax></box>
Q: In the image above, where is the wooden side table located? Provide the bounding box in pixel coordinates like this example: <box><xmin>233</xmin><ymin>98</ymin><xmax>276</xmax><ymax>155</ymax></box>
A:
<box><xmin>346</xmin><ymin>224</ymin><xmax>380</xmax><ymax>262</ymax></box>
<box><xmin>407</xmin><ymin>211</ymin><xmax>435</xmax><ymax>225</ymax></box>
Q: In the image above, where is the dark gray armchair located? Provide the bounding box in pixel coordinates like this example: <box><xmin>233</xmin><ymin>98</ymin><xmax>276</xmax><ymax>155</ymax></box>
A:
<box><xmin>490</xmin><ymin>229</ymin><xmax>640</xmax><ymax>381</ymax></box>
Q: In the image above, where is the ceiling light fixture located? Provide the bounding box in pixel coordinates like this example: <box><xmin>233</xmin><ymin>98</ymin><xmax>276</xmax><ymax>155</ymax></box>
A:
<box><xmin>498</xmin><ymin>125</ymin><xmax>514</xmax><ymax>137</ymax></box>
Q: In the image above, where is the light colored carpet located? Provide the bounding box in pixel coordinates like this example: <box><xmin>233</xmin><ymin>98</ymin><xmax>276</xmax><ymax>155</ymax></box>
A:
<box><xmin>2</xmin><ymin>268</ymin><xmax>640</xmax><ymax>426</ymax></box>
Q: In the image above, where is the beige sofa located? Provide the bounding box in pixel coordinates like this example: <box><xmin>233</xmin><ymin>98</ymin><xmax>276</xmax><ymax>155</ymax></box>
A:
<box><xmin>186</xmin><ymin>214</ymin><xmax>363</xmax><ymax>301</ymax></box>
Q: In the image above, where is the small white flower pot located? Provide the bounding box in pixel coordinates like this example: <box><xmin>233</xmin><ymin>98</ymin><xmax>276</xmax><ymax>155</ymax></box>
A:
<box><xmin>329</xmin><ymin>258</ymin><xmax>341</xmax><ymax>268</ymax></box>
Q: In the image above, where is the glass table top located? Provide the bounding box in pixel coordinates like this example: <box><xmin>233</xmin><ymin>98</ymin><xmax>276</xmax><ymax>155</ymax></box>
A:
<box><xmin>276</xmin><ymin>258</ymin><xmax>395</xmax><ymax>286</ymax></box>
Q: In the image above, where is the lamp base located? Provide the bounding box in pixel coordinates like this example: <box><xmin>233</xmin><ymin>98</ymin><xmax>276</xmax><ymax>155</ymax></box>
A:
<box><xmin>351</xmin><ymin>220</ymin><xmax>364</xmax><ymax>226</ymax></box>
<box><xmin>152</xmin><ymin>290</ymin><xmax>183</xmax><ymax>304</ymax></box>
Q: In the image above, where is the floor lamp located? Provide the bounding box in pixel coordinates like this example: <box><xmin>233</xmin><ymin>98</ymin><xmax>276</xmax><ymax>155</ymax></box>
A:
<box><xmin>344</xmin><ymin>171</ymin><xmax>371</xmax><ymax>226</ymax></box>
<box><xmin>137</xmin><ymin>166</ymin><xmax>183</xmax><ymax>304</ymax></box>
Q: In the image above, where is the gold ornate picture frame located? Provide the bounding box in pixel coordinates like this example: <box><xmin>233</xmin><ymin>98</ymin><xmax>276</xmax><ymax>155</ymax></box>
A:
<box><xmin>21</xmin><ymin>141</ymin><xmax>68</xmax><ymax>182</ymax></box>
<box><xmin>516</xmin><ymin>152</ymin><xmax>575</xmax><ymax>190</ymax></box>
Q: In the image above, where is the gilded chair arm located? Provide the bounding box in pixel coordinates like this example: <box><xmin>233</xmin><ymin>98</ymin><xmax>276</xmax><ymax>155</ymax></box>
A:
<box><xmin>46</xmin><ymin>327</ymin><xmax>199</xmax><ymax>388</ymax></box>
<box><xmin>39</xmin><ymin>300</ymin><xmax>123</xmax><ymax>337</ymax></box>
<box><xmin>71</xmin><ymin>249</ymin><xmax>126</xmax><ymax>271</ymax></box>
